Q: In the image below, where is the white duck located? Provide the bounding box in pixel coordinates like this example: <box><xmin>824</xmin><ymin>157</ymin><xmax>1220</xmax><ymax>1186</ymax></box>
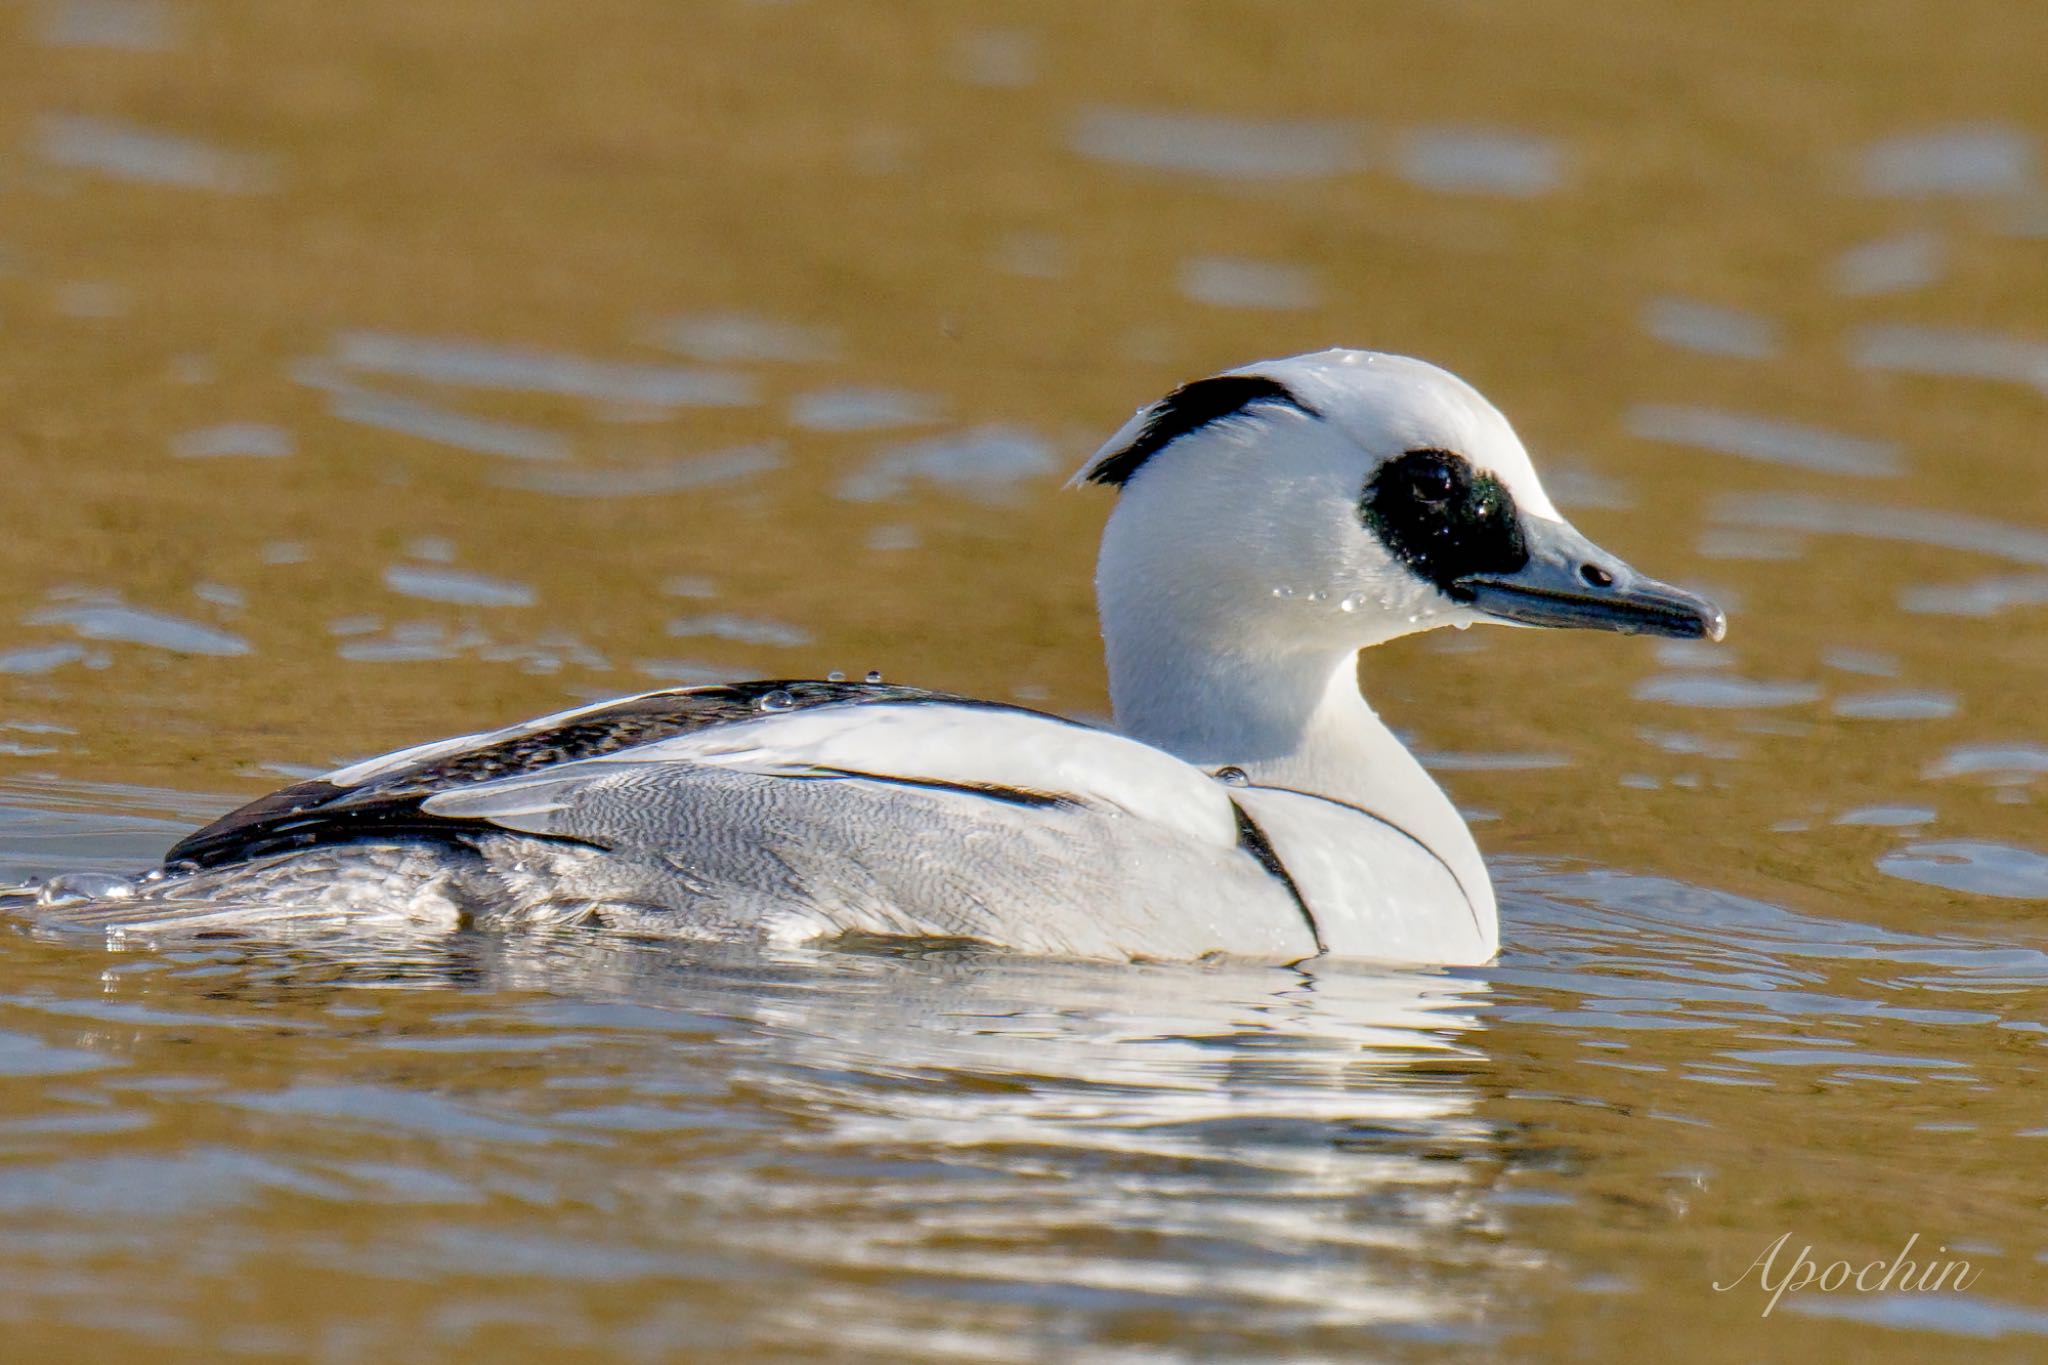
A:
<box><xmin>35</xmin><ymin>350</ymin><xmax>1723</xmax><ymax>964</ymax></box>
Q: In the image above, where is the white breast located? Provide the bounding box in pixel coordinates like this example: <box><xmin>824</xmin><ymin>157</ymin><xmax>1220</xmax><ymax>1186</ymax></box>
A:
<box><xmin>1233</xmin><ymin>787</ymin><xmax>1497</xmax><ymax>965</ymax></box>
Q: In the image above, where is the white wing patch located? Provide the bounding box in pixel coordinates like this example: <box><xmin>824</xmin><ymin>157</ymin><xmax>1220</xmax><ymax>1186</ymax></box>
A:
<box><xmin>324</xmin><ymin>730</ymin><xmax>493</xmax><ymax>788</ymax></box>
<box><xmin>421</xmin><ymin>701</ymin><xmax>1240</xmax><ymax>851</ymax></box>
<box><xmin>321</xmin><ymin>686</ymin><xmax>710</xmax><ymax>788</ymax></box>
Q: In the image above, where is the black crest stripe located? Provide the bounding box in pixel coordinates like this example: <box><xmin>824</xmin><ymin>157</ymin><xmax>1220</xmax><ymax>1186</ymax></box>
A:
<box><xmin>1085</xmin><ymin>375</ymin><xmax>1320</xmax><ymax>489</ymax></box>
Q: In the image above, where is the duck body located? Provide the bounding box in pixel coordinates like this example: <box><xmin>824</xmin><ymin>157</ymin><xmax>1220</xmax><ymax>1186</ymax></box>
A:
<box><xmin>117</xmin><ymin>677</ymin><xmax>1486</xmax><ymax>962</ymax></box>
<box><xmin>28</xmin><ymin>350</ymin><xmax>1723</xmax><ymax>965</ymax></box>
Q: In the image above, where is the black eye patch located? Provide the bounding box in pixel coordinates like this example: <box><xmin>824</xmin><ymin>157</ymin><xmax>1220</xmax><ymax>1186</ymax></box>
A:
<box><xmin>1361</xmin><ymin>449</ymin><xmax>1529</xmax><ymax>594</ymax></box>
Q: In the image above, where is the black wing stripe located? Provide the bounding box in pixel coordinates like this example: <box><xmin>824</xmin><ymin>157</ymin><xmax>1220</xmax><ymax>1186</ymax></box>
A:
<box><xmin>1244</xmin><ymin>783</ymin><xmax>1481</xmax><ymax>940</ymax></box>
<box><xmin>1230</xmin><ymin>798</ymin><xmax>1325</xmax><ymax>957</ymax></box>
<box><xmin>167</xmin><ymin>811</ymin><xmax>614</xmax><ymax>870</ymax></box>
<box><xmin>789</xmin><ymin>768</ymin><xmax>1081</xmax><ymax>810</ymax></box>
<box><xmin>166</xmin><ymin>681</ymin><xmax>1089</xmax><ymax>870</ymax></box>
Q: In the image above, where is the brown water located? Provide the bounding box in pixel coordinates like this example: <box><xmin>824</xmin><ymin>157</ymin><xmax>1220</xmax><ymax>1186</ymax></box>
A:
<box><xmin>0</xmin><ymin>1</ymin><xmax>2045</xmax><ymax>1359</ymax></box>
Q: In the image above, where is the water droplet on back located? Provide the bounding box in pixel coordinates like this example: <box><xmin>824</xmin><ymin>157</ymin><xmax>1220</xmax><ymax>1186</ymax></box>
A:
<box><xmin>827</xmin><ymin>670</ymin><xmax>846</xmax><ymax>682</ymax></box>
<box><xmin>1271</xmin><ymin>586</ymin><xmax>1295</xmax><ymax>599</ymax></box>
<box><xmin>1213</xmin><ymin>766</ymin><xmax>1251</xmax><ymax>787</ymax></box>
<box><xmin>864</xmin><ymin>670</ymin><xmax>884</xmax><ymax>684</ymax></box>
<box><xmin>758</xmin><ymin>688</ymin><xmax>796</xmax><ymax>712</ymax></box>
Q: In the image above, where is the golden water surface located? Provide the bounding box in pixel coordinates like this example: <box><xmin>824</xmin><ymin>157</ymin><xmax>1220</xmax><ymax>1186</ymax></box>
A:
<box><xmin>0</xmin><ymin>1</ymin><xmax>2044</xmax><ymax>1360</ymax></box>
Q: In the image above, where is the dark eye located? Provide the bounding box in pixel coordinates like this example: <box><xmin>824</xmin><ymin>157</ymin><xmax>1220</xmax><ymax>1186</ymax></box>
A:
<box><xmin>1361</xmin><ymin>448</ymin><xmax>1531</xmax><ymax>592</ymax></box>
<box><xmin>1406</xmin><ymin>456</ymin><xmax>1456</xmax><ymax>506</ymax></box>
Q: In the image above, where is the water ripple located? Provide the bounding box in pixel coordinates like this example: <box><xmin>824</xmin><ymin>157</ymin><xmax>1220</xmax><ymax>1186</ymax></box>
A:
<box><xmin>837</xmin><ymin>425</ymin><xmax>1056</xmax><ymax>502</ymax></box>
<box><xmin>1849</xmin><ymin>323</ymin><xmax>2048</xmax><ymax>395</ymax></box>
<box><xmin>1634</xmin><ymin>674</ymin><xmax>1821</xmax><ymax>709</ymax></box>
<box><xmin>1900</xmin><ymin>573</ymin><xmax>2048</xmax><ymax>617</ymax></box>
<box><xmin>646</xmin><ymin>314</ymin><xmax>838</xmax><ymax>365</ymax></box>
<box><xmin>1394</xmin><ymin>127</ymin><xmax>1565</xmax><ymax>196</ymax></box>
<box><xmin>1641</xmin><ymin>298</ymin><xmax>1779</xmax><ymax>360</ymax></box>
<box><xmin>497</xmin><ymin>443</ymin><xmax>783</xmax><ymax>498</ymax></box>
<box><xmin>789</xmin><ymin>386</ymin><xmax>943</xmax><ymax>432</ymax></box>
<box><xmin>1833</xmin><ymin>231</ymin><xmax>1948</xmax><ymax>296</ymax></box>
<box><xmin>168</xmin><ymin>422</ymin><xmax>294</xmax><ymax>459</ymax></box>
<box><xmin>36</xmin><ymin>114</ymin><xmax>274</xmax><ymax>193</ymax></box>
<box><xmin>38</xmin><ymin>0</ymin><xmax>174</xmax><ymax>50</ymax></box>
<box><xmin>1177</xmin><ymin>255</ymin><xmax>1320</xmax><ymax>311</ymax></box>
<box><xmin>1861</xmin><ymin>124</ymin><xmax>2037</xmax><ymax>197</ymax></box>
<box><xmin>1711</xmin><ymin>492</ymin><xmax>2048</xmax><ymax>567</ymax></box>
<box><xmin>333</xmin><ymin>331</ymin><xmax>757</xmax><ymax>408</ymax></box>
<box><xmin>25</xmin><ymin>595</ymin><xmax>249</xmax><ymax>657</ymax></box>
<box><xmin>328</xmin><ymin>388</ymin><xmax>572</xmax><ymax>462</ymax></box>
<box><xmin>1069</xmin><ymin>107</ymin><xmax>1365</xmax><ymax>181</ymax></box>
<box><xmin>1924</xmin><ymin>743</ymin><xmax>2048</xmax><ymax>783</ymax></box>
<box><xmin>1879</xmin><ymin>842</ymin><xmax>2048</xmax><ymax>898</ymax></box>
<box><xmin>1627</xmin><ymin>405</ymin><xmax>1901</xmax><ymax>477</ymax></box>
<box><xmin>383</xmin><ymin>565</ymin><xmax>537</xmax><ymax>609</ymax></box>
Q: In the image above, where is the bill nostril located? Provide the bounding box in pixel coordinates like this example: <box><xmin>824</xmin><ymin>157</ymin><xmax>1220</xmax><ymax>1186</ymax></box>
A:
<box><xmin>1580</xmin><ymin>563</ymin><xmax>1614</xmax><ymax>588</ymax></box>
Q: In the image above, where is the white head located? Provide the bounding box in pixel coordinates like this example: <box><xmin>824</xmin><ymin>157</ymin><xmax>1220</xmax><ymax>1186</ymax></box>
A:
<box><xmin>1074</xmin><ymin>350</ymin><xmax>1724</xmax><ymax>755</ymax></box>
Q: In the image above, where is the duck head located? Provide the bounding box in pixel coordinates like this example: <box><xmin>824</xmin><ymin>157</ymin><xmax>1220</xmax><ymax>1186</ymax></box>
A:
<box><xmin>1077</xmin><ymin>349</ymin><xmax>1725</xmax><ymax>661</ymax></box>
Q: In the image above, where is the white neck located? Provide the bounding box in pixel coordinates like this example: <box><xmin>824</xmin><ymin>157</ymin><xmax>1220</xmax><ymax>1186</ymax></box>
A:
<box><xmin>1102</xmin><ymin>610</ymin><xmax>1492</xmax><ymax>919</ymax></box>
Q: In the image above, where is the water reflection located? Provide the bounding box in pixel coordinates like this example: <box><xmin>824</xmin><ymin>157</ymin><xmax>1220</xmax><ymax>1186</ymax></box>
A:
<box><xmin>383</xmin><ymin>565</ymin><xmax>538</xmax><ymax>609</ymax></box>
<box><xmin>1923</xmin><ymin>742</ymin><xmax>2048</xmax><ymax>784</ymax></box>
<box><xmin>35</xmin><ymin>114</ymin><xmax>274</xmax><ymax>193</ymax></box>
<box><xmin>0</xmin><ymin>644</ymin><xmax>91</xmax><ymax>676</ymax></box>
<box><xmin>37</xmin><ymin>0</ymin><xmax>174</xmax><ymax>51</ymax></box>
<box><xmin>1834</xmin><ymin>804</ymin><xmax>1936</xmax><ymax>827</ymax></box>
<box><xmin>1177</xmin><ymin>255</ymin><xmax>1321</xmax><ymax>311</ymax></box>
<box><xmin>666</xmin><ymin>613</ymin><xmax>812</xmax><ymax>649</ymax></box>
<box><xmin>788</xmin><ymin>386</ymin><xmax>943</xmax><ymax>432</ymax></box>
<box><xmin>948</xmin><ymin>28</ymin><xmax>1039</xmax><ymax>90</ymax></box>
<box><xmin>1069</xmin><ymin>107</ymin><xmax>1365</xmax><ymax>181</ymax></box>
<box><xmin>1899</xmin><ymin>572</ymin><xmax>2048</xmax><ymax>617</ymax></box>
<box><xmin>646</xmin><ymin>314</ymin><xmax>838</xmax><ymax>366</ymax></box>
<box><xmin>168</xmin><ymin>422</ymin><xmax>295</xmax><ymax>460</ymax></box>
<box><xmin>1859</xmin><ymin>124</ymin><xmax>2037</xmax><ymax>197</ymax></box>
<box><xmin>498</xmin><ymin>443</ymin><xmax>784</xmax><ymax>498</ymax></box>
<box><xmin>1830</xmin><ymin>688</ymin><xmax>1958</xmax><ymax>720</ymax></box>
<box><xmin>3</xmin><ymin>911</ymin><xmax>1508</xmax><ymax>1355</ymax></box>
<box><xmin>1393</xmin><ymin>127</ymin><xmax>1566</xmax><ymax>197</ymax></box>
<box><xmin>1712</xmin><ymin>492</ymin><xmax>2048</xmax><ymax>565</ymax></box>
<box><xmin>1848</xmin><ymin>323</ymin><xmax>2048</xmax><ymax>394</ymax></box>
<box><xmin>331</xmin><ymin>332</ymin><xmax>759</xmax><ymax>410</ymax></box>
<box><xmin>6</xmin><ymin>836</ymin><xmax>2048</xmax><ymax>1358</ymax></box>
<box><xmin>1832</xmin><ymin>231</ymin><xmax>1948</xmax><ymax>296</ymax></box>
<box><xmin>1634</xmin><ymin>674</ymin><xmax>1822</xmax><ymax>709</ymax></box>
<box><xmin>325</xmin><ymin>386</ymin><xmax>574</xmax><ymax>462</ymax></box>
<box><xmin>26</xmin><ymin>592</ymin><xmax>250</xmax><ymax>658</ymax></box>
<box><xmin>1878</xmin><ymin>841</ymin><xmax>2048</xmax><ymax>898</ymax></box>
<box><xmin>836</xmin><ymin>426</ymin><xmax>1057</xmax><ymax>502</ymax></box>
<box><xmin>1627</xmin><ymin>405</ymin><xmax>1901</xmax><ymax>478</ymax></box>
<box><xmin>1640</xmin><ymin>298</ymin><xmax>1779</xmax><ymax>360</ymax></box>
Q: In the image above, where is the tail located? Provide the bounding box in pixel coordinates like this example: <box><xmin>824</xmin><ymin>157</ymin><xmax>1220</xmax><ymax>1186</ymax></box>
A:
<box><xmin>5</xmin><ymin>843</ymin><xmax>484</xmax><ymax>941</ymax></box>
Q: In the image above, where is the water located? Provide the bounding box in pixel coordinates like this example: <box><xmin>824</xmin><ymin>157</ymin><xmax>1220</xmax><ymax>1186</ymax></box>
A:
<box><xmin>0</xmin><ymin>2</ymin><xmax>2044</xmax><ymax>1361</ymax></box>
